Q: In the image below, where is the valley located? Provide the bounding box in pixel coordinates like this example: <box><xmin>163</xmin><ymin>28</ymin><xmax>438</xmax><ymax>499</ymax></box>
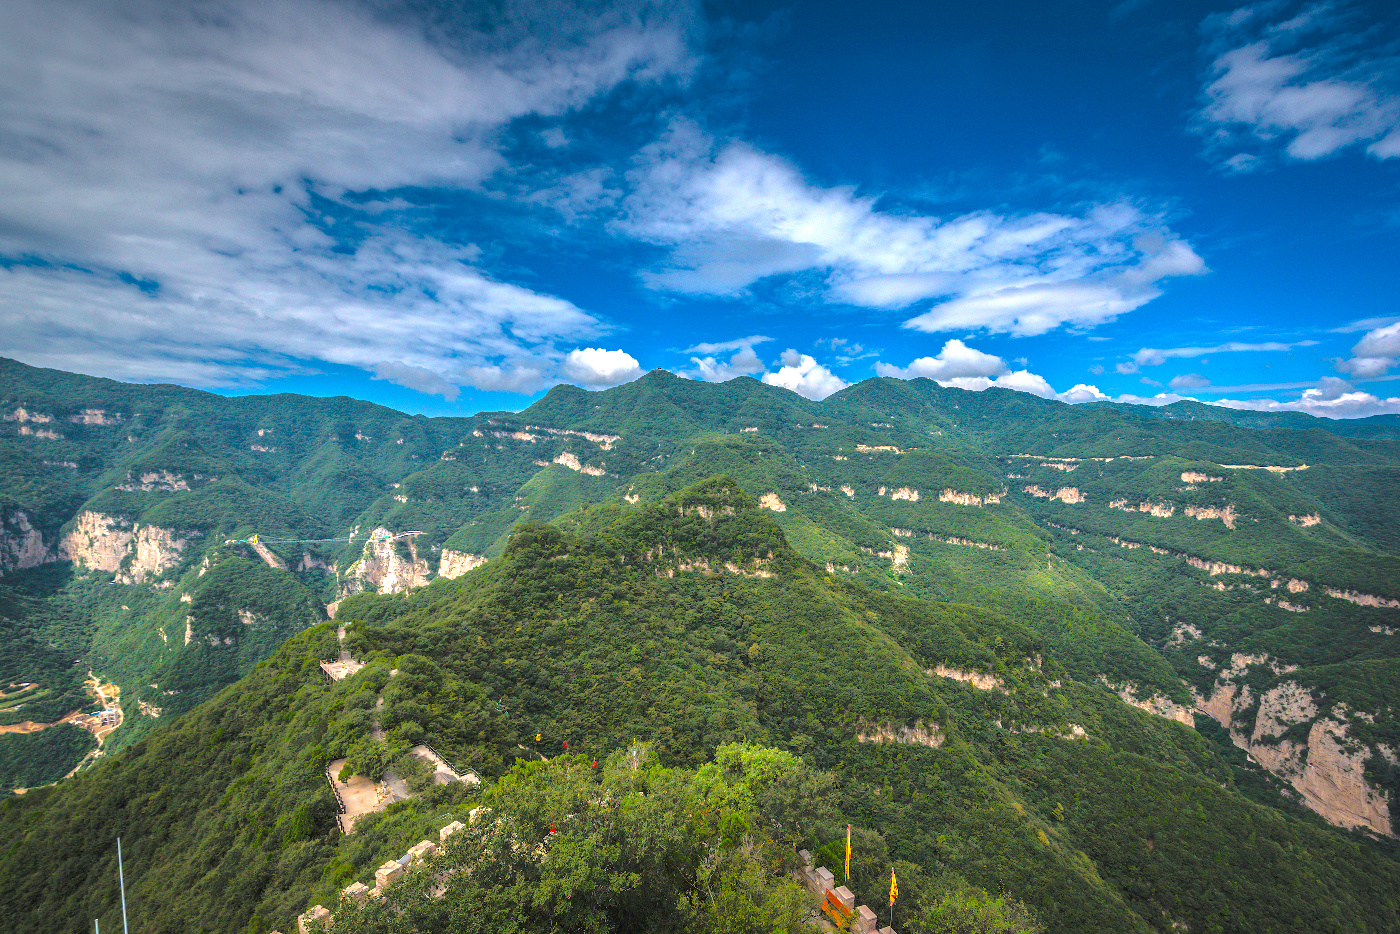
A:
<box><xmin>0</xmin><ymin>357</ymin><xmax>1397</xmax><ymax>933</ymax></box>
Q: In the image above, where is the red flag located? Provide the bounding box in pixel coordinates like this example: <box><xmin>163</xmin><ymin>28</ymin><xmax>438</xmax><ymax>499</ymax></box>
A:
<box><xmin>563</xmin><ymin>740</ymin><xmax>568</xmax><ymax>750</ymax></box>
<box><xmin>592</xmin><ymin>760</ymin><xmax>597</xmax><ymax>768</ymax></box>
<box><xmin>549</xmin><ymin>824</ymin><xmax>557</xmax><ymax>835</ymax></box>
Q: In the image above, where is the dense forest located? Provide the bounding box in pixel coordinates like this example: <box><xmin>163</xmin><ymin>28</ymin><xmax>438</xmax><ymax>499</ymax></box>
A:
<box><xmin>0</xmin><ymin>358</ymin><xmax>1398</xmax><ymax>932</ymax></box>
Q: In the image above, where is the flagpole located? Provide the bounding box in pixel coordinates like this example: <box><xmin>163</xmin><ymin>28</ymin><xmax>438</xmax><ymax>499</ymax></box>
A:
<box><xmin>117</xmin><ymin>837</ymin><xmax>129</xmax><ymax>934</ymax></box>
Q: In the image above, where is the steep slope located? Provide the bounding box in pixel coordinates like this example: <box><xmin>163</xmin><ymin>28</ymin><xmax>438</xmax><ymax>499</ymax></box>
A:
<box><xmin>1</xmin><ymin>479</ymin><xmax>1397</xmax><ymax>934</ymax></box>
<box><xmin>2</xmin><ymin>359</ymin><xmax>1397</xmax><ymax>842</ymax></box>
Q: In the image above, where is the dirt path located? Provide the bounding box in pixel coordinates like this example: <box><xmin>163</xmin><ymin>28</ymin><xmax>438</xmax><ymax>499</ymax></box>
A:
<box><xmin>59</xmin><ymin>674</ymin><xmax>123</xmax><ymax>779</ymax></box>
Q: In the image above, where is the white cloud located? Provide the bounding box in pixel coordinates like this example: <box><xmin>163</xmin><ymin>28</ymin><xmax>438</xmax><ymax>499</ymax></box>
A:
<box><xmin>761</xmin><ymin>350</ymin><xmax>848</xmax><ymax>400</ymax></box>
<box><xmin>683</xmin><ymin>335</ymin><xmax>772</xmax><ymax>354</ymax></box>
<box><xmin>562</xmin><ymin>347</ymin><xmax>645</xmax><ymax>388</ymax></box>
<box><xmin>877</xmin><ymin>347</ymin><xmax>1109</xmax><ymax>404</ymax></box>
<box><xmin>0</xmin><ymin>0</ymin><xmax>698</xmax><ymax>393</ymax></box>
<box><xmin>372</xmin><ymin>362</ymin><xmax>461</xmax><ymax>401</ymax></box>
<box><xmin>680</xmin><ymin>334</ymin><xmax>770</xmax><ymax>382</ymax></box>
<box><xmin>1196</xmin><ymin>5</ymin><xmax>1400</xmax><ymax>167</ymax></box>
<box><xmin>1170</xmin><ymin>372</ymin><xmax>1212</xmax><ymax>389</ymax></box>
<box><xmin>688</xmin><ymin>347</ymin><xmax>767</xmax><ymax>382</ymax></box>
<box><xmin>1112</xmin><ymin>392</ymin><xmax>1193</xmax><ymax>407</ymax></box>
<box><xmin>1215</xmin><ymin>378</ymin><xmax>1400</xmax><ymax>418</ymax></box>
<box><xmin>1337</xmin><ymin>321</ymin><xmax>1400</xmax><ymax>378</ymax></box>
<box><xmin>619</xmin><ymin>119</ymin><xmax>1205</xmax><ymax>335</ymax></box>
<box><xmin>873</xmin><ymin>339</ymin><xmax>1008</xmax><ymax>381</ymax></box>
<box><xmin>1127</xmin><ymin>339</ymin><xmax>1316</xmax><ymax>368</ymax></box>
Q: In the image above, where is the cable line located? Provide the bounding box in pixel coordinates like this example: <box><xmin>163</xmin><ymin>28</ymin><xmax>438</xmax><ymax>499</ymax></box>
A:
<box><xmin>224</xmin><ymin>530</ymin><xmax>425</xmax><ymax>546</ymax></box>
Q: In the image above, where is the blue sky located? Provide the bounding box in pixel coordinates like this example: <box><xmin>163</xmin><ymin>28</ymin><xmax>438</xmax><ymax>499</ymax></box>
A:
<box><xmin>1</xmin><ymin>0</ymin><xmax>1398</xmax><ymax>417</ymax></box>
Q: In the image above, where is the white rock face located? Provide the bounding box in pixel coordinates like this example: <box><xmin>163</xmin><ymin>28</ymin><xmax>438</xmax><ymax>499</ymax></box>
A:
<box><xmin>116</xmin><ymin>470</ymin><xmax>191</xmax><ymax>492</ymax></box>
<box><xmin>1193</xmin><ymin>673</ymin><xmax>1395</xmax><ymax>837</ymax></box>
<box><xmin>1181</xmin><ymin>471</ymin><xmax>1222</xmax><ymax>483</ymax></box>
<box><xmin>939</xmin><ymin>489</ymin><xmax>1001</xmax><ymax>506</ymax></box>
<box><xmin>758</xmin><ymin>493</ymin><xmax>786</xmax><ymax>512</ymax></box>
<box><xmin>856</xmin><ymin>720</ymin><xmax>943</xmax><ymax>748</ymax></box>
<box><xmin>0</xmin><ymin>510</ymin><xmax>52</xmax><ymax>575</ymax></box>
<box><xmin>1289</xmin><ymin>513</ymin><xmax>1321</xmax><ymax>527</ymax></box>
<box><xmin>122</xmin><ymin>526</ymin><xmax>191</xmax><ymax>584</ymax></box>
<box><xmin>342</xmin><ymin>528</ymin><xmax>431</xmax><ymax>596</ymax></box>
<box><xmin>1325</xmin><ymin>588</ymin><xmax>1400</xmax><ymax>609</ymax></box>
<box><xmin>69</xmin><ymin>409</ymin><xmax>122</xmax><ymax>425</ymax></box>
<box><xmin>930</xmin><ymin>666</ymin><xmax>1003</xmax><ymax>691</ymax></box>
<box><xmin>552</xmin><ymin>452</ymin><xmax>605</xmax><ymax>476</ymax></box>
<box><xmin>60</xmin><ymin>511</ymin><xmax>190</xmax><ymax>583</ymax></box>
<box><xmin>1101</xmin><ymin>678</ymin><xmax>1194</xmax><ymax>725</ymax></box>
<box><xmin>439</xmin><ymin>550</ymin><xmax>487</xmax><ymax>579</ymax></box>
<box><xmin>1024</xmin><ymin>486</ymin><xmax>1084</xmax><ymax>504</ymax></box>
<box><xmin>1185</xmin><ymin>504</ymin><xmax>1238</xmax><ymax>529</ymax></box>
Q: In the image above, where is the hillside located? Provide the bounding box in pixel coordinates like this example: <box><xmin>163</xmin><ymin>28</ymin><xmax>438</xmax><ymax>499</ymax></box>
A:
<box><xmin>0</xmin><ymin>358</ymin><xmax>1398</xmax><ymax>929</ymax></box>
<box><xmin>1</xmin><ymin>478</ymin><xmax>1397</xmax><ymax>934</ymax></box>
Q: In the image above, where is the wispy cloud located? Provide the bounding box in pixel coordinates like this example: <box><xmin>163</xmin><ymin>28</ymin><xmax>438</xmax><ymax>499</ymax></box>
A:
<box><xmin>1215</xmin><ymin>377</ymin><xmax>1400</xmax><ymax>417</ymax></box>
<box><xmin>1116</xmin><ymin>339</ymin><xmax>1316</xmax><ymax>373</ymax></box>
<box><xmin>1195</xmin><ymin>2</ymin><xmax>1400</xmax><ymax>169</ymax></box>
<box><xmin>0</xmin><ymin>0</ymin><xmax>698</xmax><ymax>394</ymax></box>
<box><xmin>618</xmin><ymin>119</ymin><xmax>1205</xmax><ymax>336</ymax></box>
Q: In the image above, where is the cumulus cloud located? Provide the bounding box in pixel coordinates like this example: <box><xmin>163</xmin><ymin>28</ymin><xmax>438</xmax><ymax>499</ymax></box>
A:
<box><xmin>876</xmin><ymin>344</ymin><xmax>1109</xmax><ymax>403</ymax></box>
<box><xmin>874</xmin><ymin>339</ymin><xmax>1008</xmax><ymax>381</ymax></box>
<box><xmin>679</xmin><ymin>334</ymin><xmax>771</xmax><ymax>382</ymax></box>
<box><xmin>1337</xmin><ymin>321</ymin><xmax>1400</xmax><ymax>377</ymax></box>
<box><xmin>1196</xmin><ymin>3</ymin><xmax>1400</xmax><ymax>168</ymax></box>
<box><xmin>562</xmin><ymin>347</ymin><xmax>645</xmax><ymax>388</ymax></box>
<box><xmin>761</xmin><ymin>350</ymin><xmax>849</xmax><ymax>400</ymax></box>
<box><xmin>0</xmin><ymin>0</ymin><xmax>698</xmax><ymax>393</ymax></box>
<box><xmin>619</xmin><ymin>120</ymin><xmax>1205</xmax><ymax>335</ymax></box>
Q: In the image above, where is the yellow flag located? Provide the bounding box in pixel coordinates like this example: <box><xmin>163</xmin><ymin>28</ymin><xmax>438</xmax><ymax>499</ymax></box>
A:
<box><xmin>890</xmin><ymin>867</ymin><xmax>898</xmax><ymax>905</ymax></box>
<box><xmin>844</xmin><ymin>825</ymin><xmax>851</xmax><ymax>881</ymax></box>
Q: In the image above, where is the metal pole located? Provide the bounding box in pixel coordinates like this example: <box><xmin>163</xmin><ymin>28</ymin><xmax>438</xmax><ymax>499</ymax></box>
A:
<box><xmin>117</xmin><ymin>837</ymin><xmax>129</xmax><ymax>934</ymax></box>
<box><xmin>94</xmin><ymin>921</ymin><xmax>99</xmax><ymax>934</ymax></box>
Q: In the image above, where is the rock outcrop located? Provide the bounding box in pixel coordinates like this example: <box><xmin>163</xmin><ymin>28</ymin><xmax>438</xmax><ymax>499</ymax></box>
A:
<box><xmin>0</xmin><ymin>510</ymin><xmax>52</xmax><ymax>575</ymax></box>
<box><xmin>439</xmin><ymin>550</ymin><xmax>487</xmax><ymax>579</ymax></box>
<box><xmin>342</xmin><ymin>528</ymin><xmax>430</xmax><ymax>596</ymax></box>
<box><xmin>1100</xmin><ymin>678</ymin><xmax>1194</xmax><ymax>725</ymax></box>
<box><xmin>1194</xmin><ymin>671</ymin><xmax>1395</xmax><ymax>837</ymax></box>
<box><xmin>930</xmin><ymin>665</ymin><xmax>1003</xmax><ymax>691</ymax></box>
<box><xmin>60</xmin><ymin>511</ymin><xmax>191</xmax><ymax>584</ymax></box>
<box><xmin>552</xmin><ymin>451</ymin><xmax>605</xmax><ymax>475</ymax></box>
<box><xmin>1024</xmin><ymin>486</ymin><xmax>1084</xmax><ymax>504</ymax></box>
<box><xmin>938</xmin><ymin>489</ymin><xmax>1001</xmax><ymax>505</ymax></box>
<box><xmin>856</xmin><ymin>720</ymin><xmax>943</xmax><ymax>748</ymax></box>
<box><xmin>758</xmin><ymin>493</ymin><xmax>787</xmax><ymax>512</ymax></box>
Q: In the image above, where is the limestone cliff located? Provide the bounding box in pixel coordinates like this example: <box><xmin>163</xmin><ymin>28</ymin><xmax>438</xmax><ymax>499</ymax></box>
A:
<box><xmin>438</xmin><ymin>550</ymin><xmax>487</xmax><ymax>579</ymax></box>
<box><xmin>1193</xmin><ymin>668</ymin><xmax>1395</xmax><ymax>837</ymax></box>
<box><xmin>60</xmin><ymin>511</ymin><xmax>192</xmax><ymax>584</ymax></box>
<box><xmin>0</xmin><ymin>510</ymin><xmax>53</xmax><ymax>575</ymax></box>
<box><xmin>341</xmin><ymin>528</ymin><xmax>431</xmax><ymax>596</ymax></box>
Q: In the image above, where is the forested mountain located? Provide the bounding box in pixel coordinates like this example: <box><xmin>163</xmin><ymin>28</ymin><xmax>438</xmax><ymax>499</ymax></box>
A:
<box><xmin>1</xmin><ymin>357</ymin><xmax>1398</xmax><ymax>933</ymax></box>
